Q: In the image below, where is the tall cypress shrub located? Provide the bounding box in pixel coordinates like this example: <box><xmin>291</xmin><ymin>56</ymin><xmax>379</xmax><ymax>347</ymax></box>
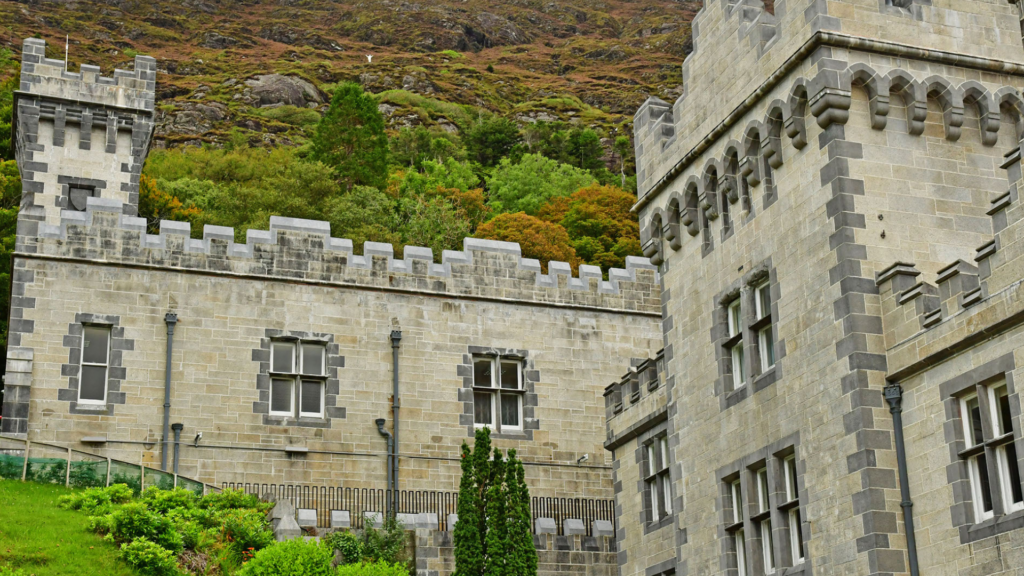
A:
<box><xmin>453</xmin><ymin>442</ymin><xmax>483</xmax><ymax>576</ymax></box>
<box><xmin>505</xmin><ymin>449</ymin><xmax>536</xmax><ymax>576</ymax></box>
<box><xmin>454</xmin><ymin>429</ymin><xmax>535</xmax><ymax>576</ymax></box>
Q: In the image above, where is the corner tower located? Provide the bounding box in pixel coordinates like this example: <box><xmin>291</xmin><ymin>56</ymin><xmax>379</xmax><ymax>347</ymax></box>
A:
<box><xmin>621</xmin><ymin>1</ymin><xmax>1024</xmax><ymax>576</ymax></box>
<box><xmin>13</xmin><ymin>38</ymin><xmax>155</xmax><ymax>225</ymax></box>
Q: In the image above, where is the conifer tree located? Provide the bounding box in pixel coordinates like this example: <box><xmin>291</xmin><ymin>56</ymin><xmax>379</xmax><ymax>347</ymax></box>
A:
<box><xmin>310</xmin><ymin>82</ymin><xmax>389</xmax><ymax>191</ymax></box>
<box><xmin>453</xmin><ymin>442</ymin><xmax>483</xmax><ymax>576</ymax></box>
<box><xmin>505</xmin><ymin>449</ymin><xmax>537</xmax><ymax>576</ymax></box>
<box><xmin>483</xmin><ymin>449</ymin><xmax>508</xmax><ymax>576</ymax></box>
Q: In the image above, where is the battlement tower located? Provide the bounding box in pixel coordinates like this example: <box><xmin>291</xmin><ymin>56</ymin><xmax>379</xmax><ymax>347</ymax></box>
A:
<box><xmin>13</xmin><ymin>38</ymin><xmax>155</xmax><ymax>225</ymax></box>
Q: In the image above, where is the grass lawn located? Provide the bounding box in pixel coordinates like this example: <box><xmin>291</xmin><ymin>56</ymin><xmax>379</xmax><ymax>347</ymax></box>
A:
<box><xmin>0</xmin><ymin>479</ymin><xmax>136</xmax><ymax>576</ymax></box>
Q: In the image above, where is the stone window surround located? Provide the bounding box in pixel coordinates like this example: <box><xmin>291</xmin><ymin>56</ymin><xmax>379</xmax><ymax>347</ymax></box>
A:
<box><xmin>57</xmin><ymin>313</ymin><xmax>133</xmax><ymax>416</ymax></box>
<box><xmin>717</xmin><ymin>434</ymin><xmax>810</xmax><ymax>576</ymax></box>
<box><xmin>938</xmin><ymin>352</ymin><xmax>1024</xmax><ymax>544</ymax></box>
<box><xmin>458</xmin><ymin>346</ymin><xmax>539</xmax><ymax>440</ymax></box>
<box><xmin>880</xmin><ymin>0</ymin><xmax>930</xmax><ymax>20</ymax></box>
<box><xmin>636</xmin><ymin>420</ymin><xmax>680</xmax><ymax>535</ymax></box>
<box><xmin>55</xmin><ymin>175</ymin><xmax>106</xmax><ymax>211</ymax></box>
<box><xmin>252</xmin><ymin>329</ymin><xmax>346</xmax><ymax>429</ymax></box>
<box><xmin>712</xmin><ymin>260</ymin><xmax>785</xmax><ymax>410</ymax></box>
<box><xmin>605</xmin><ymin>353</ymin><xmax>665</xmax><ymax>420</ymax></box>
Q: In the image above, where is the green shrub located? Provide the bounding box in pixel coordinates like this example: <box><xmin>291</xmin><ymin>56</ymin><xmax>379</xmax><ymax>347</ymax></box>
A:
<box><xmin>199</xmin><ymin>488</ymin><xmax>269</xmax><ymax>512</ymax></box>
<box><xmin>236</xmin><ymin>538</ymin><xmax>335</xmax><ymax>576</ymax></box>
<box><xmin>362</xmin><ymin>514</ymin><xmax>407</xmax><ymax>565</ymax></box>
<box><xmin>220</xmin><ymin>508</ymin><xmax>275</xmax><ymax>555</ymax></box>
<box><xmin>143</xmin><ymin>487</ymin><xmax>197</xmax><ymax>514</ymax></box>
<box><xmin>87</xmin><ymin>513</ymin><xmax>115</xmax><ymax>535</ymax></box>
<box><xmin>120</xmin><ymin>537</ymin><xmax>181</xmax><ymax>576</ymax></box>
<box><xmin>0</xmin><ymin>454</ymin><xmax>23</xmax><ymax>479</ymax></box>
<box><xmin>58</xmin><ymin>483</ymin><xmax>135</xmax><ymax>514</ymax></box>
<box><xmin>109</xmin><ymin>502</ymin><xmax>183</xmax><ymax>552</ymax></box>
<box><xmin>336</xmin><ymin>560</ymin><xmax>411</xmax><ymax>576</ymax></box>
<box><xmin>0</xmin><ymin>565</ymin><xmax>28</xmax><ymax>576</ymax></box>
<box><xmin>110</xmin><ymin>472</ymin><xmax>143</xmax><ymax>495</ymax></box>
<box><xmin>440</xmin><ymin>50</ymin><xmax>462</xmax><ymax>59</ymax></box>
<box><xmin>253</xmin><ymin>105</ymin><xmax>321</xmax><ymax>127</ymax></box>
<box><xmin>123</xmin><ymin>48</ymin><xmax>139</xmax><ymax>58</ymax></box>
<box><xmin>324</xmin><ymin>531</ymin><xmax>362</xmax><ymax>564</ymax></box>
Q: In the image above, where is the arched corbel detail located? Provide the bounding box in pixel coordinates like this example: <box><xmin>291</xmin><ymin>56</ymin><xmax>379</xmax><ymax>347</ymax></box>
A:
<box><xmin>643</xmin><ymin>208</ymin><xmax>665</xmax><ymax>265</ymax></box>
<box><xmin>739</xmin><ymin>122</ymin><xmax>764</xmax><ymax>188</ymax></box>
<box><xmin>961</xmin><ymin>81</ymin><xmax>1000</xmax><ymax>147</ymax></box>
<box><xmin>786</xmin><ymin>80</ymin><xmax>809</xmax><ymax>149</ymax></box>
<box><xmin>995</xmin><ymin>87</ymin><xmax>1024</xmax><ymax>143</ymax></box>
<box><xmin>722</xmin><ymin>141</ymin><xmax>744</xmax><ymax>205</ymax></box>
<box><xmin>924</xmin><ymin>76</ymin><xmax>964</xmax><ymax>142</ymax></box>
<box><xmin>682</xmin><ymin>178</ymin><xmax>701</xmax><ymax>237</ymax></box>
<box><xmin>809</xmin><ymin>69</ymin><xmax>852</xmax><ymax>129</ymax></box>
<box><xmin>665</xmin><ymin>192</ymin><xmax>683</xmax><ymax>251</ymax></box>
<box><xmin>888</xmin><ymin>69</ymin><xmax>927</xmax><ymax>136</ymax></box>
<box><xmin>763</xmin><ymin>101</ymin><xmax>786</xmax><ymax>169</ymax></box>
<box><xmin>846</xmin><ymin>63</ymin><xmax>889</xmax><ymax>130</ymax></box>
<box><xmin>701</xmin><ymin>158</ymin><xmax>723</xmax><ymax>221</ymax></box>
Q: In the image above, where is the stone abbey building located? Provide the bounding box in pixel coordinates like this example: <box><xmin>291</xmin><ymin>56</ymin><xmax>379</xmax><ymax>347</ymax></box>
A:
<box><xmin>1</xmin><ymin>37</ymin><xmax>663</xmax><ymax>501</ymax></box>
<box><xmin>613</xmin><ymin>0</ymin><xmax>1024</xmax><ymax>575</ymax></box>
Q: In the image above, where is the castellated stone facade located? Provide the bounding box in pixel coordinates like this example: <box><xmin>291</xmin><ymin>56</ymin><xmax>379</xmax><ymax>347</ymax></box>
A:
<box><xmin>620</xmin><ymin>1</ymin><xmax>1024</xmax><ymax>576</ymax></box>
<box><xmin>1</xmin><ymin>38</ymin><xmax>664</xmax><ymax>502</ymax></box>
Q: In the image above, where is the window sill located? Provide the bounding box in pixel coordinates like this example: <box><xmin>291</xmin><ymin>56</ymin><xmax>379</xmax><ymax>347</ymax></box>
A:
<box><xmin>962</xmin><ymin>508</ymin><xmax>1024</xmax><ymax>543</ymax></box>
<box><xmin>779</xmin><ymin>562</ymin><xmax>808</xmax><ymax>576</ymax></box>
<box><xmin>753</xmin><ymin>366</ymin><xmax>778</xmax><ymax>392</ymax></box>
<box><xmin>644</xmin><ymin>515</ymin><xmax>673</xmax><ymax>534</ymax></box>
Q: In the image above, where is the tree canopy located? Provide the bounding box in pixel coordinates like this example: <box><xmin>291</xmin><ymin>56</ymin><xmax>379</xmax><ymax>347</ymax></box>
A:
<box><xmin>486</xmin><ymin>154</ymin><xmax>596</xmax><ymax>216</ymax></box>
<box><xmin>310</xmin><ymin>82</ymin><xmax>389</xmax><ymax>191</ymax></box>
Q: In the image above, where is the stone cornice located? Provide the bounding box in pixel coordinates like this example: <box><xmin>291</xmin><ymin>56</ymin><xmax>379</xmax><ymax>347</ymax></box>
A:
<box><xmin>633</xmin><ymin>31</ymin><xmax>1024</xmax><ymax>214</ymax></box>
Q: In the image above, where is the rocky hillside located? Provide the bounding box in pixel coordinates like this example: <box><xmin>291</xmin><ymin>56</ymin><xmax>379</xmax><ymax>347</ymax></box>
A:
<box><xmin>0</xmin><ymin>0</ymin><xmax>698</xmax><ymax>148</ymax></box>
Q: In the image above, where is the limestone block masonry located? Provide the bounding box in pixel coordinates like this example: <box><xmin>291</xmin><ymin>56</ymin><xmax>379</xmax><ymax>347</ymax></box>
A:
<box><xmin>622</xmin><ymin>1</ymin><xmax>1024</xmax><ymax>576</ymax></box>
<box><xmin>1</xmin><ymin>38</ymin><xmax>663</xmax><ymax>505</ymax></box>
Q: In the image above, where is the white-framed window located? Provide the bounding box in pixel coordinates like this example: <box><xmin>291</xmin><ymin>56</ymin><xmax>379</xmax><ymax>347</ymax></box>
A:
<box><xmin>961</xmin><ymin>392</ymin><xmax>995</xmax><ymax>521</ymax></box>
<box><xmin>269</xmin><ymin>340</ymin><xmax>327</xmax><ymax>418</ymax></box>
<box><xmin>755</xmin><ymin>466</ymin><xmax>775</xmax><ymax>574</ymax></box>
<box><xmin>783</xmin><ymin>455</ymin><xmax>805</xmax><ymax>564</ymax></box>
<box><xmin>726</xmin><ymin>298</ymin><xmax>745</xmax><ymax>390</ymax></box>
<box><xmin>473</xmin><ymin>356</ymin><xmax>524</xmax><ymax>432</ymax></box>
<box><xmin>645</xmin><ymin>436</ymin><xmax>672</xmax><ymax>523</ymax></box>
<box><xmin>79</xmin><ymin>325</ymin><xmax>111</xmax><ymax>404</ymax></box>
<box><xmin>736</xmin><ymin>528</ymin><xmax>747</xmax><ymax>576</ymax></box>
<box><xmin>754</xmin><ymin>281</ymin><xmax>775</xmax><ymax>372</ymax></box>
<box><xmin>727</xmin><ymin>478</ymin><xmax>746</xmax><ymax>576</ymax></box>
<box><xmin>991</xmin><ymin>383</ymin><xmax>1024</xmax><ymax>513</ymax></box>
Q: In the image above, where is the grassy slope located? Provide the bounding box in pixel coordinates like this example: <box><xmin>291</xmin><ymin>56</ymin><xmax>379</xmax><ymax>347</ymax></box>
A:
<box><xmin>0</xmin><ymin>480</ymin><xmax>135</xmax><ymax>576</ymax></box>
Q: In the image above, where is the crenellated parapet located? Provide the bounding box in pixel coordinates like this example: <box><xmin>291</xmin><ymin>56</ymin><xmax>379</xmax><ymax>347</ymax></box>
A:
<box><xmin>16</xmin><ymin>198</ymin><xmax>662</xmax><ymax>314</ymax></box>
<box><xmin>14</xmin><ymin>38</ymin><xmax>156</xmax><ymax>226</ymax></box>
<box><xmin>638</xmin><ymin>62</ymin><xmax>1024</xmax><ymax>265</ymax></box>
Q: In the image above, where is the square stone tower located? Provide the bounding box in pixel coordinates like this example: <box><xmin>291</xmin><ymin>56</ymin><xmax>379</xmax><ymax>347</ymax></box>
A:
<box><xmin>13</xmin><ymin>38</ymin><xmax>155</xmax><ymax>225</ymax></box>
<box><xmin>615</xmin><ymin>1</ymin><xmax>1024</xmax><ymax>576</ymax></box>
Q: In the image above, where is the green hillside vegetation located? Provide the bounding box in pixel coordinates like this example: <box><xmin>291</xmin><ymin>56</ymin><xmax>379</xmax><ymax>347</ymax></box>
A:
<box><xmin>140</xmin><ymin>82</ymin><xmax>643</xmax><ymax>273</ymax></box>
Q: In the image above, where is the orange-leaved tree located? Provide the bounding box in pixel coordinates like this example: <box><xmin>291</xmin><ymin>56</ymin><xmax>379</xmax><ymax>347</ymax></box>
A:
<box><xmin>537</xmin><ymin>184</ymin><xmax>640</xmax><ymax>271</ymax></box>
<box><xmin>475</xmin><ymin>212</ymin><xmax>579</xmax><ymax>273</ymax></box>
<box><xmin>137</xmin><ymin>175</ymin><xmax>203</xmax><ymax>234</ymax></box>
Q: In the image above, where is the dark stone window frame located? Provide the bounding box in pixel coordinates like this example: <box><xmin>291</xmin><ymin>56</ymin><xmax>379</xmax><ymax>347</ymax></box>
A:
<box><xmin>717</xmin><ymin>434</ymin><xmax>810</xmax><ymax>576</ymax></box>
<box><xmin>712</xmin><ymin>260</ymin><xmax>786</xmax><ymax>411</ymax></box>
<box><xmin>252</xmin><ymin>329</ymin><xmax>345</xmax><ymax>429</ymax></box>
<box><xmin>938</xmin><ymin>353</ymin><xmax>1024</xmax><ymax>543</ymax></box>
<box><xmin>57</xmin><ymin>313</ymin><xmax>133</xmax><ymax>416</ymax></box>
<box><xmin>635</xmin><ymin>421</ymin><xmax>682</xmax><ymax>536</ymax></box>
<box><xmin>55</xmin><ymin>176</ymin><xmax>106</xmax><ymax>211</ymax></box>
<box><xmin>458</xmin><ymin>346</ymin><xmax>539</xmax><ymax>440</ymax></box>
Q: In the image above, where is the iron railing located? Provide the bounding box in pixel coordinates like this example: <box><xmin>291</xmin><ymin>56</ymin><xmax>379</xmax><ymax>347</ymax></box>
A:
<box><xmin>222</xmin><ymin>482</ymin><xmax>616</xmax><ymax>536</ymax></box>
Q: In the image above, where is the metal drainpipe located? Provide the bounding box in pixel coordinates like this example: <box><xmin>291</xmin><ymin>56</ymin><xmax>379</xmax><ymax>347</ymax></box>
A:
<box><xmin>883</xmin><ymin>382</ymin><xmax>920</xmax><ymax>576</ymax></box>
<box><xmin>390</xmin><ymin>330</ymin><xmax>402</xmax><ymax>518</ymax></box>
<box><xmin>161</xmin><ymin>313</ymin><xmax>178</xmax><ymax>471</ymax></box>
<box><xmin>171</xmin><ymin>423</ymin><xmax>183</xmax><ymax>475</ymax></box>
<box><xmin>375</xmin><ymin>418</ymin><xmax>394</xmax><ymax>517</ymax></box>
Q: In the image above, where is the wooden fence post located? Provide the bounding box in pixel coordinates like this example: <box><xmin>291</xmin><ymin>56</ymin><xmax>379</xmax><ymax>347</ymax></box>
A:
<box><xmin>65</xmin><ymin>447</ymin><xmax>72</xmax><ymax>488</ymax></box>
<box><xmin>105</xmin><ymin>457</ymin><xmax>111</xmax><ymax>487</ymax></box>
